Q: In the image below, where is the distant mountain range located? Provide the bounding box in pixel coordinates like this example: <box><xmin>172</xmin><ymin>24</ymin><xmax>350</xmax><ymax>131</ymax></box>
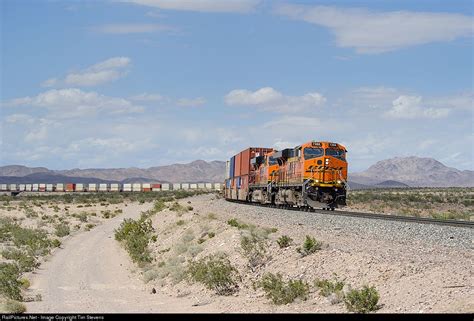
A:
<box><xmin>349</xmin><ymin>156</ymin><xmax>474</xmax><ymax>187</ymax></box>
<box><xmin>0</xmin><ymin>157</ymin><xmax>472</xmax><ymax>188</ymax></box>
<box><xmin>0</xmin><ymin>160</ymin><xmax>226</xmax><ymax>184</ymax></box>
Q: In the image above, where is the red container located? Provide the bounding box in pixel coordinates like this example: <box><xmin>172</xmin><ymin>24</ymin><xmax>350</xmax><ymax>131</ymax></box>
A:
<box><xmin>65</xmin><ymin>183</ymin><xmax>75</xmax><ymax>192</ymax></box>
<box><xmin>151</xmin><ymin>183</ymin><xmax>161</xmax><ymax>188</ymax></box>
<box><xmin>239</xmin><ymin>147</ymin><xmax>273</xmax><ymax>176</ymax></box>
<box><xmin>235</xmin><ymin>153</ymin><xmax>242</xmax><ymax>177</ymax></box>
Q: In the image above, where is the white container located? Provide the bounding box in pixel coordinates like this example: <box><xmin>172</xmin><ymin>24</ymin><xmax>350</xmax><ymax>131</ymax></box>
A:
<box><xmin>132</xmin><ymin>183</ymin><xmax>141</xmax><ymax>192</ymax></box>
<box><xmin>161</xmin><ymin>183</ymin><xmax>170</xmax><ymax>191</ymax></box>
<box><xmin>214</xmin><ymin>183</ymin><xmax>221</xmax><ymax>190</ymax></box>
<box><xmin>88</xmin><ymin>183</ymin><xmax>97</xmax><ymax>192</ymax></box>
<box><xmin>172</xmin><ymin>183</ymin><xmax>181</xmax><ymax>190</ymax></box>
<box><xmin>32</xmin><ymin>184</ymin><xmax>39</xmax><ymax>191</ymax></box>
<box><xmin>181</xmin><ymin>183</ymin><xmax>189</xmax><ymax>190</ymax></box>
<box><xmin>25</xmin><ymin>184</ymin><xmax>32</xmax><ymax>191</ymax></box>
<box><xmin>123</xmin><ymin>184</ymin><xmax>132</xmax><ymax>192</ymax></box>
<box><xmin>56</xmin><ymin>183</ymin><xmax>64</xmax><ymax>191</ymax></box>
<box><xmin>190</xmin><ymin>183</ymin><xmax>197</xmax><ymax>189</ymax></box>
<box><xmin>110</xmin><ymin>183</ymin><xmax>119</xmax><ymax>192</ymax></box>
<box><xmin>99</xmin><ymin>184</ymin><xmax>108</xmax><ymax>191</ymax></box>
<box><xmin>18</xmin><ymin>184</ymin><xmax>26</xmax><ymax>191</ymax></box>
<box><xmin>142</xmin><ymin>183</ymin><xmax>151</xmax><ymax>189</ymax></box>
<box><xmin>76</xmin><ymin>183</ymin><xmax>84</xmax><ymax>191</ymax></box>
<box><xmin>46</xmin><ymin>184</ymin><xmax>54</xmax><ymax>191</ymax></box>
<box><xmin>9</xmin><ymin>184</ymin><xmax>17</xmax><ymax>191</ymax></box>
<box><xmin>225</xmin><ymin>160</ymin><xmax>230</xmax><ymax>179</ymax></box>
<box><xmin>0</xmin><ymin>184</ymin><xmax>7</xmax><ymax>191</ymax></box>
<box><xmin>39</xmin><ymin>183</ymin><xmax>46</xmax><ymax>191</ymax></box>
<box><xmin>205</xmin><ymin>183</ymin><xmax>212</xmax><ymax>189</ymax></box>
<box><xmin>198</xmin><ymin>183</ymin><xmax>205</xmax><ymax>189</ymax></box>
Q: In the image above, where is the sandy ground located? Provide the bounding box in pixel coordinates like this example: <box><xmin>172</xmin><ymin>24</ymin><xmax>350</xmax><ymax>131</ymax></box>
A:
<box><xmin>5</xmin><ymin>194</ymin><xmax>472</xmax><ymax>313</ymax></box>
<box><xmin>25</xmin><ymin>202</ymin><xmax>210</xmax><ymax>313</ymax></box>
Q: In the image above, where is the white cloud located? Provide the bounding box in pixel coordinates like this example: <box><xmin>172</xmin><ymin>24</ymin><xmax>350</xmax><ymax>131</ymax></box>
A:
<box><xmin>225</xmin><ymin>87</ymin><xmax>326</xmax><ymax>113</ymax></box>
<box><xmin>123</xmin><ymin>0</ymin><xmax>261</xmax><ymax>13</ymax></box>
<box><xmin>385</xmin><ymin>95</ymin><xmax>450</xmax><ymax>119</ymax></box>
<box><xmin>275</xmin><ymin>4</ymin><xmax>473</xmax><ymax>54</ymax></box>
<box><xmin>94</xmin><ymin>23</ymin><xmax>174</xmax><ymax>34</ymax></box>
<box><xmin>427</xmin><ymin>92</ymin><xmax>474</xmax><ymax>111</ymax></box>
<box><xmin>176</xmin><ymin>97</ymin><xmax>206</xmax><ymax>107</ymax></box>
<box><xmin>5</xmin><ymin>114</ymin><xmax>35</xmax><ymax>124</ymax></box>
<box><xmin>42</xmin><ymin>57</ymin><xmax>131</xmax><ymax>87</ymax></box>
<box><xmin>130</xmin><ymin>93</ymin><xmax>165</xmax><ymax>102</ymax></box>
<box><xmin>4</xmin><ymin>88</ymin><xmax>144</xmax><ymax>118</ymax></box>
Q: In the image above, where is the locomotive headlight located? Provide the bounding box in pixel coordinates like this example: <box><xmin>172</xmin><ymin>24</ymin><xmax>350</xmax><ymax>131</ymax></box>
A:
<box><xmin>337</xmin><ymin>180</ymin><xmax>342</xmax><ymax>184</ymax></box>
<box><xmin>315</xmin><ymin>179</ymin><xmax>319</xmax><ymax>183</ymax></box>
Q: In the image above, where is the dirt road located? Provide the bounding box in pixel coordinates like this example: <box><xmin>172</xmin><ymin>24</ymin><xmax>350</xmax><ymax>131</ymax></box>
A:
<box><xmin>25</xmin><ymin>204</ymin><xmax>207</xmax><ymax>313</ymax></box>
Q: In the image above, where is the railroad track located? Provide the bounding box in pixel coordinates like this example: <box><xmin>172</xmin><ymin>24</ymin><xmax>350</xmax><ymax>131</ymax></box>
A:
<box><xmin>226</xmin><ymin>199</ymin><xmax>474</xmax><ymax>229</ymax></box>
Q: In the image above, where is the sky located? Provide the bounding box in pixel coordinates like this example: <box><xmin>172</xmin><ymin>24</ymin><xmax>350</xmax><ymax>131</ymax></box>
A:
<box><xmin>0</xmin><ymin>0</ymin><xmax>473</xmax><ymax>172</ymax></box>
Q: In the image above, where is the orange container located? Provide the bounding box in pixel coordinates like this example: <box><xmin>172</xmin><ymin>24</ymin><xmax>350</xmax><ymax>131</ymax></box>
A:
<box><xmin>143</xmin><ymin>188</ymin><xmax>151</xmax><ymax>192</ymax></box>
<box><xmin>235</xmin><ymin>153</ymin><xmax>242</xmax><ymax>177</ymax></box>
<box><xmin>151</xmin><ymin>184</ymin><xmax>161</xmax><ymax>188</ymax></box>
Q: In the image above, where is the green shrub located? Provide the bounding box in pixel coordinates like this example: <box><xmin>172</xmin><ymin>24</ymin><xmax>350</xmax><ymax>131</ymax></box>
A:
<box><xmin>2</xmin><ymin>299</ymin><xmax>26</xmax><ymax>313</ymax></box>
<box><xmin>344</xmin><ymin>285</ymin><xmax>380</xmax><ymax>313</ymax></box>
<box><xmin>19</xmin><ymin>278</ymin><xmax>30</xmax><ymax>289</ymax></box>
<box><xmin>1</xmin><ymin>249</ymin><xmax>38</xmax><ymax>273</ymax></box>
<box><xmin>208</xmin><ymin>232</ymin><xmax>216</xmax><ymax>238</ymax></box>
<box><xmin>277</xmin><ymin>235</ymin><xmax>293</xmax><ymax>248</ymax></box>
<box><xmin>297</xmin><ymin>235</ymin><xmax>322</xmax><ymax>257</ymax></box>
<box><xmin>240</xmin><ymin>230</ymin><xmax>269</xmax><ymax>270</ymax></box>
<box><xmin>259</xmin><ymin>273</ymin><xmax>309</xmax><ymax>305</ymax></box>
<box><xmin>227</xmin><ymin>218</ymin><xmax>249</xmax><ymax>229</ymax></box>
<box><xmin>77</xmin><ymin>213</ymin><xmax>88</xmax><ymax>222</ymax></box>
<box><xmin>115</xmin><ymin>216</ymin><xmax>155</xmax><ymax>265</ymax></box>
<box><xmin>0</xmin><ymin>220</ymin><xmax>52</xmax><ymax>256</ymax></box>
<box><xmin>176</xmin><ymin>220</ymin><xmax>185</xmax><ymax>226</ymax></box>
<box><xmin>315</xmin><ymin>278</ymin><xmax>345</xmax><ymax>297</ymax></box>
<box><xmin>54</xmin><ymin>223</ymin><xmax>70</xmax><ymax>237</ymax></box>
<box><xmin>186</xmin><ymin>254</ymin><xmax>239</xmax><ymax>295</ymax></box>
<box><xmin>153</xmin><ymin>200</ymin><xmax>167</xmax><ymax>212</ymax></box>
<box><xmin>0</xmin><ymin>263</ymin><xmax>22</xmax><ymax>300</ymax></box>
<box><xmin>169</xmin><ymin>202</ymin><xmax>188</xmax><ymax>214</ymax></box>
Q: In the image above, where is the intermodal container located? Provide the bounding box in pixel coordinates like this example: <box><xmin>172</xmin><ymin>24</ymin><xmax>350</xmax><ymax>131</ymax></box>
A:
<box><xmin>214</xmin><ymin>183</ymin><xmax>221</xmax><ymax>190</ymax></box>
<box><xmin>25</xmin><ymin>184</ymin><xmax>32</xmax><ymax>191</ymax></box>
<box><xmin>197</xmin><ymin>183</ymin><xmax>205</xmax><ymax>189</ymax></box>
<box><xmin>75</xmin><ymin>184</ymin><xmax>84</xmax><ymax>192</ymax></box>
<box><xmin>123</xmin><ymin>184</ymin><xmax>132</xmax><ymax>192</ymax></box>
<box><xmin>110</xmin><ymin>184</ymin><xmax>119</xmax><ymax>192</ymax></box>
<box><xmin>65</xmin><ymin>184</ymin><xmax>75</xmax><ymax>192</ymax></box>
<box><xmin>9</xmin><ymin>184</ymin><xmax>17</xmax><ymax>191</ymax></box>
<box><xmin>161</xmin><ymin>183</ymin><xmax>170</xmax><ymax>191</ymax></box>
<box><xmin>173</xmin><ymin>183</ymin><xmax>181</xmax><ymax>190</ymax></box>
<box><xmin>181</xmin><ymin>183</ymin><xmax>189</xmax><ymax>190</ymax></box>
<box><xmin>205</xmin><ymin>183</ymin><xmax>212</xmax><ymax>189</ymax></box>
<box><xmin>99</xmin><ymin>184</ymin><xmax>108</xmax><ymax>192</ymax></box>
<box><xmin>190</xmin><ymin>183</ymin><xmax>197</xmax><ymax>189</ymax></box>
<box><xmin>235</xmin><ymin>153</ymin><xmax>242</xmax><ymax>177</ymax></box>
<box><xmin>56</xmin><ymin>183</ymin><xmax>64</xmax><ymax>192</ymax></box>
<box><xmin>32</xmin><ymin>184</ymin><xmax>39</xmax><ymax>191</ymax></box>
<box><xmin>151</xmin><ymin>184</ymin><xmax>161</xmax><ymax>189</ymax></box>
<box><xmin>88</xmin><ymin>183</ymin><xmax>97</xmax><ymax>192</ymax></box>
<box><xmin>142</xmin><ymin>183</ymin><xmax>151</xmax><ymax>192</ymax></box>
<box><xmin>132</xmin><ymin>183</ymin><xmax>141</xmax><ymax>192</ymax></box>
<box><xmin>18</xmin><ymin>184</ymin><xmax>26</xmax><ymax>191</ymax></box>
<box><xmin>39</xmin><ymin>184</ymin><xmax>46</xmax><ymax>191</ymax></box>
<box><xmin>226</xmin><ymin>160</ymin><xmax>231</xmax><ymax>178</ymax></box>
<box><xmin>230</xmin><ymin>156</ymin><xmax>235</xmax><ymax>178</ymax></box>
<box><xmin>0</xmin><ymin>184</ymin><xmax>7</xmax><ymax>191</ymax></box>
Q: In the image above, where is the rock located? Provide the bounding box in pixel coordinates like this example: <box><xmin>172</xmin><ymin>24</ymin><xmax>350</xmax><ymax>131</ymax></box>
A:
<box><xmin>327</xmin><ymin>293</ymin><xmax>342</xmax><ymax>305</ymax></box>
<box><xmin>342</xmin><ymin>284</ymin><xmax>352</xmax><ymax>297</ymax></box>
<box><xmin>151</xmin><ymin>288</ymin><xmax>156</xmax><ymax>294</ymax></box>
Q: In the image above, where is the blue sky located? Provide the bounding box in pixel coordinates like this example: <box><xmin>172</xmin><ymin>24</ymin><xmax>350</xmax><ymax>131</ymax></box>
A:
<box><xmin>1</xmin><ymin>0</ymin><xmax>473</xmax><ymax>172</ymax></box>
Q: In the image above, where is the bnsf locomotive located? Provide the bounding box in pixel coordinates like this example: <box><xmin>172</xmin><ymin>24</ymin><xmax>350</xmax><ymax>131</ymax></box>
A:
<box><xmin>224</xmin><ymin>141</ymin><xmax>348</xmax><ymax>210</ymax></box>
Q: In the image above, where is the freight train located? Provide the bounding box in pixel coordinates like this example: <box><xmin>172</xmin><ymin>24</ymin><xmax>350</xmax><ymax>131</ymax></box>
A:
<box><xmin>0</xmin><ymin>182</ymin><xmax>221</xmax><ymax>193</ymax></box>
<box><xmin>224</xmin><ymin>141</ymin><xmax>348</xmax><ymax>210</ymax></box>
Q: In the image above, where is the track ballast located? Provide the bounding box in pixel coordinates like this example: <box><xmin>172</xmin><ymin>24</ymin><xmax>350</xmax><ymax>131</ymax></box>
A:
<box><xmin>225</xmin><ymin>199</ymin><xmax>474</xmax><ymax>229</ymax></box>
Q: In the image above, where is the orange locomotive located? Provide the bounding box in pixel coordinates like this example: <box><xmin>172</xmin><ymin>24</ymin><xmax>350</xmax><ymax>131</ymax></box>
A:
<box><xmin>224</xmin><ymin>141</ymin><xmax>348</xmax><ymax>210</ymax></box>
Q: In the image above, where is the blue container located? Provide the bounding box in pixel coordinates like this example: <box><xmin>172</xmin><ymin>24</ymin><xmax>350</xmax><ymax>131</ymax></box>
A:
<box><xmin>230</xmin><ymin>156</ymin><xmax>235</xmax><ymax>178</ymax></box>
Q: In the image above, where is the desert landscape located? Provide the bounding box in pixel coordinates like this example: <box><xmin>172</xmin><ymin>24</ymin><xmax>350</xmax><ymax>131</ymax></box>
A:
<box><xmin>0</xmin><ymin>190</ymin><xmax>472</xmax><ymax>313</ymax></box>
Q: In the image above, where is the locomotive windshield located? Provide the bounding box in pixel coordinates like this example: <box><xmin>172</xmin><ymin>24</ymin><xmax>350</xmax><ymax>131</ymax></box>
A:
<box><xmin>325</xmin><ymin>148</ymin><xmax>345</xmax><ymax>161</ymax></box>
<box><xmin>268</xmin><ymin>156</ymin><xmax>278</xmax><ymax>165</ymax></box>
<box><xmin>304</xmin><ymin>147</ymin><xmax>324</xmax><ymax>159</ymax></box>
